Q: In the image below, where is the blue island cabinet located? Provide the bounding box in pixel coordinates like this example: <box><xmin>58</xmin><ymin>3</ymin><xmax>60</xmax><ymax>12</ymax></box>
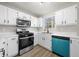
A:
<box><xmin>52</xmin><ymin>36</ymin><xmax>70</xmax><ymax>57</ymax></box>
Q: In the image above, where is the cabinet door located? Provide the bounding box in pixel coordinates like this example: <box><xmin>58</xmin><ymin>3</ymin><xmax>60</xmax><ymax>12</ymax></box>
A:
<box><xmin>45</xmin><ymin>34</ymin><xmax>52</xmax><ymax>51</ymax></box>
<box><xmin>55</xmin><ymin>10</ymin><xmax>64</xmax><ymax>25</ymax></box>
<box><xmin>64</xmin><ymin>5</ymin><xmax>77</xmax><ymax>25</ymax></box>
<box><xmin>38</xmin><ymin>34</ymin><xmax>43</xmax><ymax>45</ymax></box>
<box><xmin>0</xmin><ymin>5</ymin><xmax>7</xmax><ymax>25</ymax></box>
<box><xmin>34</xmin><ymin>34</ymin><xmax>39</xmax><ymax>46</ymax></box>
<box><xmin>70</xmin><ymin>39</ymin><xmax>79</xmax><ymax>57</ymax></box>
<box><xmin>42</xmin><ymin>34</ymin><xmax>52</xmax><ymax>51</ymax></box>
<box><xmin>7</xmin><ymin>8</ymin><xmax>17</xmax><ymax>25</ymax></box>
<box><xmin>31</xmin><ymin>16</ymin><xmax>37</xmax><ymax>27</ymax></box>
<box><xmin>37</xmin><ymin>18</ymin><xmax>42</xmax><ymax>27</ymax></box>
<box><xmin>7</xmin><ymin>37</ymin><xmax>18</xmax><ymax>57</ymax></box>
<box><xmin>17</xmin><ymin>12</ymin><xmax>23</xmax><ymax>19</ymax></box>
<box><xmin>0</xmin><ymin>38</ymin><xmax>7</xmax><ymax>57</ymax></box>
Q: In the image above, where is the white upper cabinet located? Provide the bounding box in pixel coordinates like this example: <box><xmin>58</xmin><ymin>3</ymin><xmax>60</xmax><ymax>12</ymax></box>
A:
<box><xmin>63</xmin><ymin>5</ymin><xmax>77</xmax><ymax>25</ymax></box>
<box><xmin>31</xmin><ymin>16</ymin><xmax>38</xmax><ymax>27</ymax></box>
<box><xmin>0</xmin><ymin>4</ymin><xmax>35</xmax><ymax>26</ymax></box>
<box><xmin>55</xmin><ymin>10</ymin><xmax>64</xmax><ymax>25</ymax></box>
<box><xmin>0</xmin><ymin>5</ymin><xmax>7</xmax><ymax>25</ymax></box>
<box><xmin>0</xmin><ymin>5</ymin><xmax>17</xmax><ymax>25</ymax></box>
<box><xmin>17</xmin><ymin>11</ymin><xmax>31</xmax><ymax>20</ymax></box>
<box><xmin>38</xmin><ymin>18</ymin><xmax>43</xmax><ymax>27</ymax></box>
<box><xmin>55</xmin><ymin>5</ymin><xmax>78</xmax><ymax>26</ymax></box>
<box><xmin>7</xmin><ymin>8</ymin><xmax>18</xmax><ymax>25</ymax></box>
<box><xmin>17</xmin><ymin>12</ymin><xmax>25</xmax><ymax>19</ymax></box>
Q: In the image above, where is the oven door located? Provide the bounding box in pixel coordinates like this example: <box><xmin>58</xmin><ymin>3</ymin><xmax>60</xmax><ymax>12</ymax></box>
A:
<box><xmin>19</xmin><ymin>36</ymin><xmax>34</xmax><ymax>50</ymax></box>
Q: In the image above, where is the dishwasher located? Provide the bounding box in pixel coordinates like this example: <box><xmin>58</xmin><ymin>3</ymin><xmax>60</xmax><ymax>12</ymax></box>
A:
<box><xmin>52</xmin><ymin>35</ymin><xmax>70</xmax><ymax>57</ymax></box>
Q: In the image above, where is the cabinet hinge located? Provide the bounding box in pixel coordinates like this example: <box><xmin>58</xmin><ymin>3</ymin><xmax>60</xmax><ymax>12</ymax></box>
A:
<box><xmin>70</xmin><ymin>40</ymin><xmax>72</xmax><ymax>43</ymax></box>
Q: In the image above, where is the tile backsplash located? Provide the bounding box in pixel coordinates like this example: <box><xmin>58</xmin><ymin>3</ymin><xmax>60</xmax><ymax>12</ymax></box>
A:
<box><xmin>0</xmin><ymin>25</ymin><xmax>78</xmax><ymax>36</ymax></box>
<box><xmin>0</xmin><ymin>25</ymin><xmax>16</xmax><ymax>34</ymax></box>
<box><xmin>49</xmin><ymin>25</ymin><xmax>78</xmax><ymax>36</ymax></box>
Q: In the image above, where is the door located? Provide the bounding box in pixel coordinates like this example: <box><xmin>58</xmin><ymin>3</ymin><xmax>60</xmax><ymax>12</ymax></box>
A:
<box><xmin>0</xmin><ymin>37</ymin><xmax>7</xmax><ymax>57</ymax></box>
<box><xmin>38</xmin><ymin>34</ymin><xmax>43</xmax><ymax>45</ymax></box>
<box><xmin>7</xmin><ymin>8</ymin><xmax>17</xmax><ymax>25</ymax></box>
<box><xmin>0</xmin><ymin>5</ymin><xmax>7</xmax><ymax>25</ymax></box>
<box><xmin>31</xmin><ymin>16</ymin><xmax>37</xmax><ymax>27</ymax></box>
<box><xmin>64</xmin><ymin>5</ymin><xmax>77</xmax><ymax>25</ymax></box>
<box><xmin>70</xmin><ymin>38</ymin><xmax>79</xmax><ymax>57</ymax></box>
<box><xmin>7</xmin><ymin>36</ymin><xmax>18</xmax><ymax>57</ymax></box>
<box><xmin>44</xmin><ymin>34</ymin><xmax>52</xmax><ymax>51</ymax></box>
<box><xmin>55</xmin><ymin>10</ymin><xmax>64</xmax><ymax>25</ymax></box>
<box><xmin>34</xmin><ymin>34</ymin><xmax>39</xmax><ymax>46</ymax></box>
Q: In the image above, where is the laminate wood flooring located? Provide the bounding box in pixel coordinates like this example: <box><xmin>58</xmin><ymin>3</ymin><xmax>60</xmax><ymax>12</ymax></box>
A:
<box><xmin>19</xmin><ymin>45</ymin><xmax>59</xmax><ymax>57</ymax></box>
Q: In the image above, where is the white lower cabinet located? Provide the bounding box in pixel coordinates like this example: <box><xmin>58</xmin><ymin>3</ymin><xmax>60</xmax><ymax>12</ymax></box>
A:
<box><xmin>38</xmin><ymin>33</ymin><xmax>52</xmax><ymax>51</ymax></box>
<box><xmin>34</xmin><ymin>33</ymin><xmax>39</xmax><ymax>46</ymax></box>
<box><xmin>7</xmin><ymin>36</ymin><xmax>18</xmax><ymax>57</ymax></box>
<box><xmin>70</xmin><ymin>38</ymin><xmax>79</xmax><ymax>57</ymax></box>
<box><xmin>0</xmin><ymin>37</ymin><xmax>7</xmax><ymax>57</ymax></box>
<box><xmin>0</xmin><ymin>35</ymin><xmax>18</xmax><ymax>57</ymax></box>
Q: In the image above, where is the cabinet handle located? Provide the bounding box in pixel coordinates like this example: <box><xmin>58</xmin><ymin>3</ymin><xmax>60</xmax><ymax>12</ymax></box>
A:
<box><xmin>4</xmin><ymin>19</ymin><xmax>6</xmax><ymax>23</ymax></box>
<box><xmin>62</xmin><ymin>21</ymin><xmax>63</xmax><ymax>24</ymax></box>
<box><xmin>75</xmin><ymin>20</ymin><xmax>77</xmax><ymax>23</ymax></box>
<box><xmin>17</xmin><ymin>40</ymin><xmax>19</xmax><ymax>44</ymax></box>
<box><xmin>12</xmin><ymin>38</ymin><xmax>15</xmax><ymax>40</ymax></box>
<box><xmin>70</xmin><ymin>40</ymin><xmax>72</xmax><ymax>43</ymax></box>
<box><xmin>7</xmin><ymin>43</ymin><xmax>8</xmax><ymax>46</ymax></box>
<box><xmin>3</xmin><ymin>42</ymin><xmax>5</xmax><ymax>44</ymax></box>
<box><xmin>7</xmin><ymin>20</ymin><xmax>9</xmax><ymax>23</ymax></box>
<box><xmin>65</xmin><ymin>20</ymin><xmax>66</xmax><ymax>24</ymax></box>
<box><xmin>16</xmin><ymin>12</ymin><xmax>18</xmax><ymax>16</ymax></box>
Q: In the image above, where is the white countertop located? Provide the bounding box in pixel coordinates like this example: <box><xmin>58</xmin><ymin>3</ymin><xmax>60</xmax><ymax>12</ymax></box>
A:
<box><xmin>0</xmin><ymin>33</ymin><xmax>18</xmax><ymax>37</ymax></box>
<box><xmin>51</xmin><ymin>33</ymin><xmax>79</xmax><ymax>39</ymax></box>
<box><xmin>32</xmin><ymin>31</ymin><xmax>79</xmax><ymax>39</ymax></box>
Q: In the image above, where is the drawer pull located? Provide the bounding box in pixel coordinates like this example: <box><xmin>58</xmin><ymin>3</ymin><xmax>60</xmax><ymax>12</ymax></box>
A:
<box><xmin>3</xmin><ymin>42</ymin><xmax>5</xmax><ymax>44</ymax></box>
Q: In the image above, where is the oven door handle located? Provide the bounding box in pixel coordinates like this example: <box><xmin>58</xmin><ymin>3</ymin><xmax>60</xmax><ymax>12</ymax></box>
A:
<box><xmin>20</xmin><ymin>36</ymin><xmax>34</xmax><ymax>40</ymax></box>
<box><xmin>20</xmin><ymin>37</ymin><xmax>29</xmax><ymax>39</ymax></box>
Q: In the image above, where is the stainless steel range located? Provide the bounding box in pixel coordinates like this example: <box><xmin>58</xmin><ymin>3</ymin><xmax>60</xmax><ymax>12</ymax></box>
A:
<box><xmin>17</xmin><ymin>29</ymin><xmax>34</xmax><ymax>55</ymax></box>
<box><xmin>16</xmin><ymin>18</ymin><xmax>34</xmax><ymax>55</ymax></box>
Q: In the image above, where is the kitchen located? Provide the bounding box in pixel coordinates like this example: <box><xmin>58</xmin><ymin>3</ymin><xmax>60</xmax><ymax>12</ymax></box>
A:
<box><xmin>0</xmin><ymin>2</ymin><xmax>79</xmax><ymax>57</ymax></box>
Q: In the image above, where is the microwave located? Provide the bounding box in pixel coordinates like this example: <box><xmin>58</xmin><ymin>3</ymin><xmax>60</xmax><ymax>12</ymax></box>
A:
<box><xmin>17</xmin><ymin>18</ymin><xmax>31</xmax><ymax>27</ymax></box>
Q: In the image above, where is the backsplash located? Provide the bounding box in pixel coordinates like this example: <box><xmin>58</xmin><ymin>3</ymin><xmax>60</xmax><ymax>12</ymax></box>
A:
<box><xmin>49</xmin><ymin>25</ymin><xmax>78</xmax><ymax>36</ymax></box>
<box><xmin>27</xmin><ymin>27</ymin><xmax>38</xmax><ymax>33</ymax></box>
<box><xmin>0</xmin><ymin>25</ymin><xmax>16</xmax><ymax>34</ymax></box>
<box><xmin>0</xmin><ymin>25</ymin><xmax>78</xmax><ymax>36</ymax></box>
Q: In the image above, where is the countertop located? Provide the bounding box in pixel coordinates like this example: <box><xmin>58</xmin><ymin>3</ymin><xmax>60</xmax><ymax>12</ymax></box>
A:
<box><xmin>0</xmin><ymin>33</ymin><xmax>18</xmax><ymax>37</ymax></box>
<box><xmin>32</xmin><ymin>32</ymin><xmax>79</xmax><ymax>39</ymax></box>
<box><xmin>51</xmin><ymin>33</ymin><xmax>79</xmax><ymax>39</ymax></box>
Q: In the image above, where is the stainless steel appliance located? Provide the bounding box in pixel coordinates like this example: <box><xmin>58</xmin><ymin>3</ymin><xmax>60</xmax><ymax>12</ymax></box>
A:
<box><xmin>16</xmin><ymin>29</ymin><xmax>34</xmax><ymax>55</ymax></box>
<box><xmin>17</xmin><ymin>18</ymin><xmax>31</xmax><ymax>27</ymax></box>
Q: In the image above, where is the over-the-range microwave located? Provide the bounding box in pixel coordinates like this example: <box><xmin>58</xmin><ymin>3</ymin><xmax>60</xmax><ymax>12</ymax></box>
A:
<box><xmin>16</xmin><ymin>18</ymin><xmax>31</xmax><ymax>27</ymax></box>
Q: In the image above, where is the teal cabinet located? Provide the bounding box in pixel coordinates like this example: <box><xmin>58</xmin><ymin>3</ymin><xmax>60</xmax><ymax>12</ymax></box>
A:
<box><xmin>52</xmin><ymin>36</ymin><xmax>70</xmax><ymax>57</ymax></box>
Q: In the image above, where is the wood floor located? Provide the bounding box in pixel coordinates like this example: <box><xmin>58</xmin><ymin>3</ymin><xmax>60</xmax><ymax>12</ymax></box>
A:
<box><xmin>19</xmin><ymin>45</ymin><xmax>59</xmax><ymax>57</ymax></box>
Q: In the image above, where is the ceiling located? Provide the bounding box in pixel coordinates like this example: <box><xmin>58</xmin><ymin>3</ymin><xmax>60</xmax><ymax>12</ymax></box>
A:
<box><xmin>0</xmin><ymin>2</ymin><xmax>78</xmax><ymax>17</ymax></box>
